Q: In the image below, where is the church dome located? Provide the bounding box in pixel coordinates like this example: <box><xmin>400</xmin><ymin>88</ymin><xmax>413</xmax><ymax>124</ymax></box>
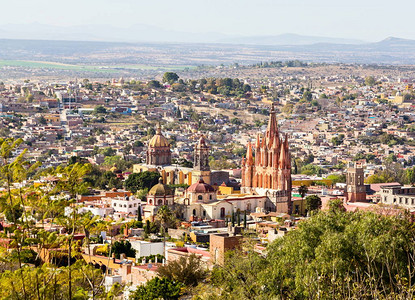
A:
<box><xmin>148</xmin><ymin>124</ymin><xmax>169</xmax><ymax>148</ymax></box>
<box><xmin>187</xmin><ymin>178</ymin><xmax>215</xmax><ymax>193</ymax></box>
<box><xmin>148</xmin><ymin>178</ymin><xmax>173</xmax><ymax>196</ymax></box>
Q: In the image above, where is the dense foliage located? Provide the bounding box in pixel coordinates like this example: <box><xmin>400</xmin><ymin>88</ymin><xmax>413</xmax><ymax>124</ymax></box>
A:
<box><xmin>124</xmin><ymin>171</ymin><xmax>160</xmax><ymax>193</ymax></box>
<box><xmin>157</xmin><ymin>254</ymin><xmax>207</xmax><ymax>287</ymax></box>
<box><xmin>111</xmin><ymin>240</ymin><xmax>136</xmax><ymax>259</ymax></box>
<box><xmin>0</xmin><ymin>138</ymin><xmax>121</xmax><ymax>299</ymax></box>
<box><xmin>129</xmin><ymin>277</ymin><xmax>183</xmax><ymax>300</ymax></box>
<box><xmin>200</xmin><ymin>207</ymin><xmax>415</xmax><ymax>299</ymax></box>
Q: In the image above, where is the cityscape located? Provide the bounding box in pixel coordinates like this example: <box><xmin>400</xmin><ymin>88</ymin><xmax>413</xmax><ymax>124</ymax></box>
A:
<box><xmin>1</xmin><ymin>1</ymin><xmax>415</xmax><ymax>299</ymax></box>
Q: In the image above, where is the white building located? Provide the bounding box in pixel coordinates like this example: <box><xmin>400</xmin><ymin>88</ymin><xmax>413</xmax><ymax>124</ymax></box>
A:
<box><xmin>129</xmin><ymin>241</ymin><xmax>165</xmax><ymax>259</ymax></box>
<box><xmin>111</xmin><ymin>196</ymin><xmax>141</xmax><ymax>216</ymax></box>
<box><xmin>79</xmin><ymin>205</ymin><xmax>114</xmax><ymax>218</ymax></box>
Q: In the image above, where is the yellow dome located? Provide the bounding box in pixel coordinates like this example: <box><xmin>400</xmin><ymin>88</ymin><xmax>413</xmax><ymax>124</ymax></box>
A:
<box><xmin>149</xmin><ymin>134</ymin><xmax>169</xmax><ymax>147</ymax></box>
<box><xmin>148</xmin><ymin>178</ymin><xmax>173</xmax><ymax>196</ymax></box>
<box><xmin>148</xmin><ymin>125</ymin><xmax>169</xmax><ymax>148</ymax></box>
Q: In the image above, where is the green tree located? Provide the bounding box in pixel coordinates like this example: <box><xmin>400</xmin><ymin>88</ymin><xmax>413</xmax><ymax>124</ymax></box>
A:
<box><xmin>331</xmin><ymin>136</ymin><xmax>344</xmax><ymax>146</ymax></box>
<box><xmin>231</xmin><ymin>210</ymin><xmax>235</xmax><ymax>227</ymax></box>
<box><xmin>365</xmin><ymin>75</ymin><xmax>376</xmax><ymax>86</ymax></box>
<box><xmin>326</xmin><ymin>174</ymin><xmax>346</xmax><ymax>186</ymax></box>
<box><xmin>147</xmin><ymin>80</ymin><xmax>161</xmax><ymax>88</ymax></box>
<box><xmin>305</xmin><ymin>195</ymin><xmax>322</xmax><ymax>213</ymax></box>
<box><xmin>302</xmin><ymin>90</ymin><xmax>312</xmax><ymax>102</ymax></box>
<box><xmin>111</xmin><ymin>240</ymin><xmax>136</xmax><ymax>259</ymax></box>
<box><xmin>300</xmin><ymin>164</ymin><xmax>324</xmax><ymax>176</ymax></box>
<box><xmin>39</xmin><ymin>115</ymin><xmax>47</xmax><ymax>125</ymax></box>
<box><xmin>155</xmin><ymin>205</ymin><xmax>178</xmax><ymax>231</ymax></box>
<box><xmin>156</xmin><ymin>254</ymin><xmax>207</xmax><ymax>286</ymax></box>
<box><xmin>130</xmin><ymin>277</ymin><xmax>183</xmax><ymax>300</ymax></box>
<box><xmin>26</xmin><ymin>93</ymin><xmax>34</xmax><ymax>102</ymax></box>
<box><xmin>281</xmin><ymin>103</ymin><xmax>294</xmax><ymax>115</ymax></box>
<box><xmin>298</xmin><ymin>185</ymin><xmax>308</xmax><ymax>199</ymax></box>
<box><xmin>93</xmin><ymin>105</ymin><xmax>107</xmax><ymax>115</ymax></box>
<box><xmin>124</xmin><ymin>171</ymin><xmax>160</xmax><ymax>193</ymax></box>
<box><xmin>99</xmin><ymin>147</ymin><xmax>116</xmax><ymax>157</ymax></box>
<box><xmin>407</xmin><ymin>167</ymin><xmax>415</xmax><ymax>185</ymax></box>
<box><xmin>53</xmin><ymin>162</ymin><xmax>92</xmax><ymax>299</ymax></box>
<box><xmin>162</xmin><ymin>72</ymin><xmax>179</xmax><ymax>84</ymax></box>
<box><xmin>202</xmin><ymin>210</ymin><xmax>415</xmax><ymax>299</ymax></box>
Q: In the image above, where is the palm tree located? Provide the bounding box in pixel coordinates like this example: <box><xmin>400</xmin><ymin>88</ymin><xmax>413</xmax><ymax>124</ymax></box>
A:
<box><xmin>299</xmin><ymin>185</ymin><xmax>308</xmax><ymax>199</ymax></box>
<box><xmin>155</xmin><ymin>205</ymin><xmax>175</xmax><ymax>231</ymax></box>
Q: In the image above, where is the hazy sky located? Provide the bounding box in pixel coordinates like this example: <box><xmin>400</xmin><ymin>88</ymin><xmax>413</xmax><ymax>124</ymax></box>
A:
<box><xmin>1</xmin><ymin>0</ymin><xmax>413</xmax><ymax>41</ymax></box>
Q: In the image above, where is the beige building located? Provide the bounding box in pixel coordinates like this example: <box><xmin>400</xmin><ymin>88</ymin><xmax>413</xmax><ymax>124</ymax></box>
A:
<box><xmin>176</xmin><ymin>179</ymin><xmax>266</xmax><ymax>221</ymax></box>
<box><xmin>380</xmin><ymin>185</ymin><xmax>415</xmax><ymax>209</ymax></box>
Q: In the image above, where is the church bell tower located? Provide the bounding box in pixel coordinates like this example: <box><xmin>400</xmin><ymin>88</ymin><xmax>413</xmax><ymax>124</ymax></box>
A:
<box><xmin>192</xmin><ymin>135</ymin><xmax>211</xmax><ymax>184</ymax></box>
<box><xmin>346</xmin><ymin>162</ymin><xmax>366</xmax><ymax>202</ymax></box>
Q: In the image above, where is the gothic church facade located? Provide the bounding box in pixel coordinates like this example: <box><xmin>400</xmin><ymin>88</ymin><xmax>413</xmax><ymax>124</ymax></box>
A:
<box><xmin>241</xmin><ymin>104</ymin><xmax>292</xmax><ymax>213</ymax></box>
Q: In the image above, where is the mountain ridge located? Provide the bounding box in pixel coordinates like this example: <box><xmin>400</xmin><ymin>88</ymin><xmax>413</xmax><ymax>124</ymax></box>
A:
<box><xmin>0</xmin><ymin>23</ymin><xmax>367</xmax><ymax>45</ymax></box>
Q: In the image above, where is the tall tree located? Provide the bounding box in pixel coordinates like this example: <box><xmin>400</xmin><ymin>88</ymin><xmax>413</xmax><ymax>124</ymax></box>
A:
<box><xmin>162</xmin><ymin>72</ymin><xmax>179</xmax><ymax>84</ymax></box>
<box><xmin>305</xmin><ymin>195</ymin><xmax>322</xmax><ymax>214</ymax></box>
<box><xmin>124</xmin><ymin>171</ymin><xmax>159</xmax><ymax>193</ymax></box>
<box><xmin>156</xmin><ymin>254</ymin><xmax>207</xmax><ymax>286</ymax></box>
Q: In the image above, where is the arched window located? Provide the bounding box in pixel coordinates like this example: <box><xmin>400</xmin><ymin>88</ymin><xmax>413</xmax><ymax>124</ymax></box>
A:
<box><xmin>158</xmin><ymin>199</ymin><xmax>163</xmax><ymax>206</ymax></box>
<box><xmin>220</xmin><ymin>207</ymin><xmax>225</xmax><ymax>218</ymax></box>
<box><xmin>246</xmin><ymin>203</ymin><xmax>251</xmax><ymax>212</ymax></box>
<box><xmin>198</xmin><ymin>195</ymin><xmax>203</xmax><ymax>201</ymax></box>
<box><xmin>149</xmin><ymin>199</ymin><xmax>152</xmax><ymax>205</ymax></box>
<box><xmin>203</xmin><ymin>210</ymin><xmax>206</xmax><ymax>217</ymax></box>
<box><xmin>209</xmin><ymin>195</ymin><xmax>212</xmax><ymax>200</ymax></box>
<box><xmin>192</xmin><ymin>209</ymin><xmax>196</xmax><ymax>216</ymax></box>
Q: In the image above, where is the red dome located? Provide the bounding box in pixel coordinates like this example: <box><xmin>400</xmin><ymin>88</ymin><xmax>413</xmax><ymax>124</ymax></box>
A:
<box><xmin>187</xmin><ymin>178</ymin><xmax>214</xmax><ymax>193</ymax></box>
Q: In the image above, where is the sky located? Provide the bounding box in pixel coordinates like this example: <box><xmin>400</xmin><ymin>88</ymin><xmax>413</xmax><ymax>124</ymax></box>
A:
<box><xmin>1</xmin><ymin>0</ymin><xmax>414</xmax><ymax>42</ymax></box>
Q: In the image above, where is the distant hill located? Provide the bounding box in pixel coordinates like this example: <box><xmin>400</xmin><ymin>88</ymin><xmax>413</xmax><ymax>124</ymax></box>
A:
<box><xmin>0</xmin><ymin>23</ymin><xmax>230</xmax><ymax>44</ymax></box>
<box><xmin>219</xmin><ymin>33</ymin><xmax>363</xmax><ymax>45</ymax></box>
<box><xmin>0</xmin><ymin>23</ymin><xmax>363</xmax><ymax>45</ymax></box>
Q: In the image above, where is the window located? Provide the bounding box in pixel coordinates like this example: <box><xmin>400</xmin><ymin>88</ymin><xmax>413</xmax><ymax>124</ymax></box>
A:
<box><xmin>149</xmin><ymin>199</ymin><xmax>153</xmax><ymax>205</ymax></box>
<box><xmin>220</xmin><ymin>207</ymin><xmax>225</xmax><ymax>218</ymax></box>
<box><xmin>198</xmin><ymin>195</ymin><xmax>203</xmax><ymax>201</ymax></box>
<box><xmin>209</xmin><ymin>195</ymin><xmax>212</xmax><ymax>200</ymax></box>
<box><xmin>113</xmin><ymin>203</ymin><xmax>116</xmax><ymax>207</ymax></box>
<box><xmin>134</xmin><ymin>203</ymin><xmax>137</xmax><ymax>207</ymax></box>
<box><xmin>158</xmin><ymin>199</ymin><xmax>163</xmax><ymax>206</ymax></box>
<box><xmin>203</xmin><ymin>210</ymin><xmax>206</xmax><ymax>217</ymax></box>
<box><xmin>129</xmin><ymin>205</ymin><xmax>132</xmax><ymax>208</ymax></box>
<box><xmin>193</xmin><ymin>209</ymin><xmax>196</xmax><ymax>216</ymax></box>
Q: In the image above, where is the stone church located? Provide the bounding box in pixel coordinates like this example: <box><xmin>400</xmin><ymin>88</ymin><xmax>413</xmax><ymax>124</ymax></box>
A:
<box><xmin>133</xmin><ymin>125</ymin><xmax>229</xmax><ymax>186</ymax></box>
<box><xmin>241</xmin><ymin>104</ymin><xmax>292</xmax><ymax>213</ymax></box>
